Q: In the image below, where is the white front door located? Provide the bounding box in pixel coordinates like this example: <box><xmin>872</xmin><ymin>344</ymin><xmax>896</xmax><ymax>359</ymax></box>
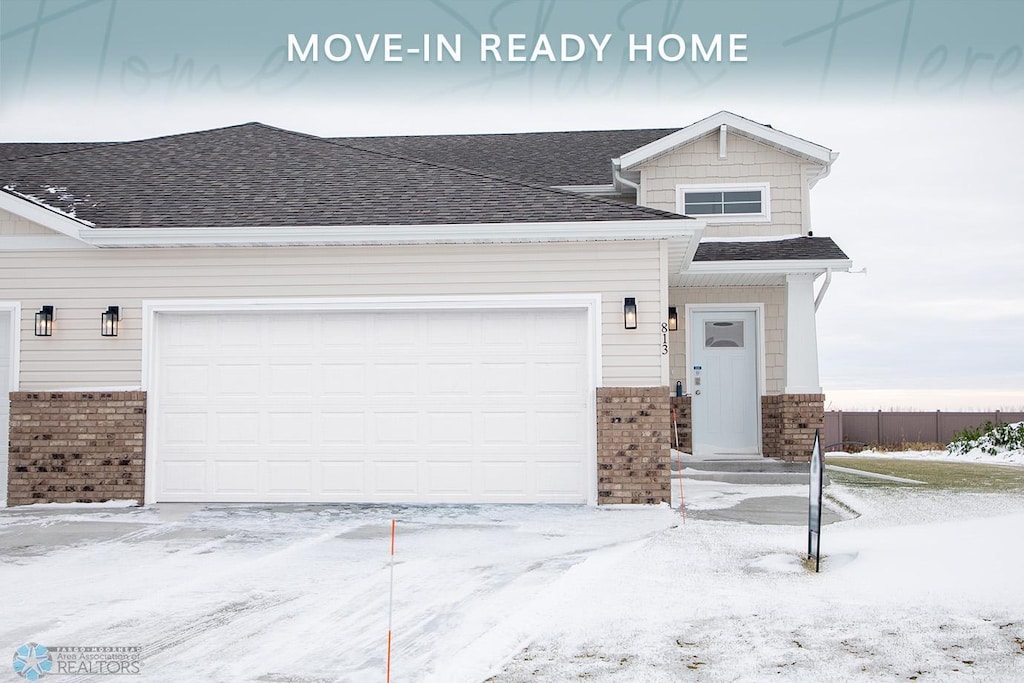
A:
<box><xmin>690</xmin><ymin>309</ymin><xmax>759</xmax><ymax>457</ymax></box>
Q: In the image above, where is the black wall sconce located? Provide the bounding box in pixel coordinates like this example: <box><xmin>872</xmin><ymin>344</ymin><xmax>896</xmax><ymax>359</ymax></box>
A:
<box><xmin>34</xmin><ymin>305</ymin><xmax>54</xmax><ymax>337</ymax></box>
<box><xmin>668</xmin><ymin>306</ymin><xmax>678</xmax><ymax>331</ymax></box>
<box><xmin>101</xmin><ymin>306</ymin><xmax>120</xmax><ymax>337</ymax></box>
<box><xmin>623</xmin><ymin>297</ymin><xmax>637</xmax><ymax>329</ymax></box>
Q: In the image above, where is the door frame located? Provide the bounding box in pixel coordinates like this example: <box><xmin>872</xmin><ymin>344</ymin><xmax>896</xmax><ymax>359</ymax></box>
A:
<box><xmin>0</xmin><ymin>303</ymin><xmax>20</xmax><ymax>506</ymax></box>
<box><xmin>685</xmin><ymin>303</ymin><xmax>765</xmax><ymax>455</ymax></box>
<box><xmin>141</xmin><ymin>294</ymin><xmax>603</xmax><ymax>505</ymax></box>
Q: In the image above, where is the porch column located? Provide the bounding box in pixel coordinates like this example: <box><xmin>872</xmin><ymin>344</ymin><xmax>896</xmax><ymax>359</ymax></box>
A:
<box><xmin>784</xmin><ymin>273</ymin><xmax>822</xmax><ymax>394</ymax></box>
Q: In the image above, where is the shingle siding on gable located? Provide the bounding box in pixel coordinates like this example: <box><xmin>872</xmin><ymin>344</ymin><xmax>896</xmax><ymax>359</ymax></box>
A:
<box><xmin>637</xmin><ymin>131</ymin><xmax>820</xmax><ymax>238</ymax></box>
<box><xmin>0</xmin><ymin>208</ymin><xmax>53</xmax><ymax>236</ymax></box>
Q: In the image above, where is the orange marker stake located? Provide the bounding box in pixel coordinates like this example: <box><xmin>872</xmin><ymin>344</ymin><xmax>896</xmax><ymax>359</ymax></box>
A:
<box><xmin>386</xmin><ymin>519</ymin><xmax>396</xmax><ymax>683</ymax></box>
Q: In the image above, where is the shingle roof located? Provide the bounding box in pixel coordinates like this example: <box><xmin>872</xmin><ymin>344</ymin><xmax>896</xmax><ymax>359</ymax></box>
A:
<box><xmin>694</xmin><ymin>237</ymin><xmax>849</xmax><ymax>261</ymax></box>
<box><xmin>0</xmin><ymin>142</ymin><xmax>105</xmax><ymax>161</ymax></box>
<box><xmin>0</xmin><ymin>123</ymin><xmax>688</xmax><ymax>229</ymax></box>
<box><xmin>334</xmin><ymin>128</ymin><xmax>677</xmax><ymax>186</ymax></box>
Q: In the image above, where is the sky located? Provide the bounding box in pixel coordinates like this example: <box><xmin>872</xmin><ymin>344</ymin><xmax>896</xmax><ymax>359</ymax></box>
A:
<box><xmin>0</xmin><ymin>0</ymin><xmax>1022</xmax><ymax>410</ymax></box>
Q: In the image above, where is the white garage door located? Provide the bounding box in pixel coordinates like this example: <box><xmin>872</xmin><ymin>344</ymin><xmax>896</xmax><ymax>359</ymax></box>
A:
<box><xmin>153</xmin><ymin>308</ymin><xmax>592</xmax><ymax>503</ymax></box>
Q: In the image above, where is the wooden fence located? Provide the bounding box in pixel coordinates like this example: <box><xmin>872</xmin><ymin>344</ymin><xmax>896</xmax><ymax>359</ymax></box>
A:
<box><xmin>823</xmin><ymin>411</ymin><xmax>1024</xmax><ymax>450</ymax></box>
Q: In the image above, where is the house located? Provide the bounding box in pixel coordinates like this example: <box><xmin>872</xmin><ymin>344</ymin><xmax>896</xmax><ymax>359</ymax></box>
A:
<box><xmin>0</xmin><ymin>111</ymin><xmax>851</xmax><ymax>507</ymax></box>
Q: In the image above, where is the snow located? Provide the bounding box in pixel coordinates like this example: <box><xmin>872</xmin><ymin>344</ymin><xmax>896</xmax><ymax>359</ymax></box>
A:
<box><xmin>2</xmin><ymin>482</ymin><xmax>1023</xmax><ymax>681</ymax></box>
<box><xmin>1</xmin><ymin>184</ymin><xmax>96</xmax><ymax>226</ymax></box>
<box><xmin>15</xmin><ymin>499</ymin><xmax>140</xmax><ymax>510</ymax></box>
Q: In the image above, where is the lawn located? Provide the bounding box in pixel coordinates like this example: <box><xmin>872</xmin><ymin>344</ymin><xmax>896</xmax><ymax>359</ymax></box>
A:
<box><xmin>827</xmin><ymin>456</ymin><xmax>1024</xmax><ymax>491</ymax></box>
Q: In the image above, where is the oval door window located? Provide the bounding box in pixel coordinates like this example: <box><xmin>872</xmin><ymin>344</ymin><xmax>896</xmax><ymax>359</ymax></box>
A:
<box><xmin>704</xmin><ymin>320</ymin><xmax>744</xmax><ymax>348</ymax></box>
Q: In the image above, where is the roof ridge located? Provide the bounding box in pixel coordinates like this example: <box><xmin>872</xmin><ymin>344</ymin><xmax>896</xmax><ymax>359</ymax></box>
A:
<box><xmin>314</xmin><ymin>132</ymin><xmax>686</xmax><ymax>221</ymax></box>
<box><xmin>0</xmin><ymin>122</ymin><xmax>269</xmax><ymax>162</ymax></box>
<box><xmin>0</xmin><ymin>142</ymin><xmax>114</xmax><ymax>162</ymax></box>
<box><xmin>244</xmin><ymin>122</ymin><xmax>686</xmax><ymax>221</ymax></box>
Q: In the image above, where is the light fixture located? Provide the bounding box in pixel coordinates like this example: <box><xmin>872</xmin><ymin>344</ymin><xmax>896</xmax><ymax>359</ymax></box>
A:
<box><xmin>101</xmin><ymin>306</ymin><xmax>120</xmax><ymax>337</ymax></box>
<box><xmin>34</xmin><ymin>305</ymin><xmax>54</xmax><ymax>337</ymax></box>
<box><xmin>623</xmin><ymin>297</ymin><xmax>637</xmax><ymax>330</ymax></box>
<box><xmin>668</xmin><ymin>306</ymin><xmax>678</xmax><ymax>331</ymax></box>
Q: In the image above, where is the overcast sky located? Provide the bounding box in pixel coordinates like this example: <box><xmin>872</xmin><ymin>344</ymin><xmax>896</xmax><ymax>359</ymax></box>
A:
<box><xmin>1</xmin><ymin>0</ymin><xmax>1021</xmax><ymax>410</ymax></box>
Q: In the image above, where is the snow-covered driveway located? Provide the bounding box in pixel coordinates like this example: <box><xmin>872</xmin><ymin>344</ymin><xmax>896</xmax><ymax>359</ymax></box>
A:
<box><xmin>3</xmin><ymin>482</ymin><xmax>1024</xmax><ymax>682</ymax></box>
<box><xmin>0</xmin><ymin>502</ymin><xmax>674</xmax><ymax>682</ymax></box>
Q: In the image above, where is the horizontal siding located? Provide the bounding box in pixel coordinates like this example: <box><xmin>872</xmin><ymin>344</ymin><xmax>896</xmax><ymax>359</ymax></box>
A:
<box><xmin>0</xmin><ymin>208</ymin><xmax>54</xmax><ymax>235</ymax></box>
<box><xmin>1</xmin><ymin>240</ymin><xmax>664</xmax><ymax>389</ymax></box>
<box><xmin>637</xmin><ymin>131</ymin><xmax>821</xmax><ymax>238</ymax></box>
<box><xmin>668</xmin><ymin>286</ymin><xmax>785</xmax><ymax>395</ymax></box>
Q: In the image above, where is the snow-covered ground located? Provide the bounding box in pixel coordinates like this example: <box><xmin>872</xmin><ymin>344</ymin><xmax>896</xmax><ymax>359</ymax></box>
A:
<box><xmin>2</xmin><ymin>481</ymin><xmax>1023</xmax><ymax>682</ymax></box>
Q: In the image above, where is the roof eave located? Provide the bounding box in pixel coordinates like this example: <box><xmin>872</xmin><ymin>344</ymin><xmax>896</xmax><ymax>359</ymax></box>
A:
<box><xmin>616</xmin><ymin>111</ymin><xmax>833</xmax><ymax>171</ymax></box>
<box><xmin>687</xmin><ymin>258</ymin><xmax>853</xmax><ymax>274</ymax></box>
<box><xmin>76</xmin><ymin>219</ymin><xmax>700</xmax><ymax>248</ymax></box>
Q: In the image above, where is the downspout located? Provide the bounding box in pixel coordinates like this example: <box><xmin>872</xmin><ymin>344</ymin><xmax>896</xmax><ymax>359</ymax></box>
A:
<box><xmin>612</xmin><ymin>160</ymin><xmax>640</xmax><ymax>195</ymax></box>
<box><xmin>814</xmin><ymin>268</ymin><xmax>832</xmax><ymax>312</ymax></box>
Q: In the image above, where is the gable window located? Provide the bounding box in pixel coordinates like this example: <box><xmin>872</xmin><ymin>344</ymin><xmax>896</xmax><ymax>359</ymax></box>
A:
<box><xmin>676</xmin><ymin>182</ymin><xmax>770</xmax><ymax>223</ymax></box>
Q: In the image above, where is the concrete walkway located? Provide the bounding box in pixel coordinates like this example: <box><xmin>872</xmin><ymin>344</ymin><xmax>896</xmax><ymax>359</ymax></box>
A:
<box><xmin>684</xmin><ymin>494</ymin><xmax>844</xmax><ymax>526</ymax></box>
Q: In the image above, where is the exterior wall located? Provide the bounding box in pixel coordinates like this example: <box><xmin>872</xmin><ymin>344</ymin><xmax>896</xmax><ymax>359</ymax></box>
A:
<box><xmin>762</xmin><ymin>394</ymin><xmax>824</xmax><ymax>461</ymax></box>
<box><xmin>596</xmin><ymin>387</ymin><xmax>671</xmax><ymax>504</ymax></box>
<box><xmin>668</xmin><ymin>286</ymin><xmax>784</xmax><ymax>394</ymax></box>
<box><xmin>0</xmin><ymin>208</ymin><xmax>53</xmax><ymax>236</ymax></box>
<box><xmin>636</xmin><ymin>131</ymin><xmax>822</xmax><ymax>238</ymax></box>
<box><xmin>7</xmin><ymin>391</ymin><xmax>146</xmax><ymax>505</ymax></box>
<box><xmin>669</xmin><ymin>395</ymin><xmax>692</xmax><ymax>452</ymax></box>
<box><xmin>0</xmin><ymin>239</ymin><xmax>667</xmax><ymax>389</ymax></box>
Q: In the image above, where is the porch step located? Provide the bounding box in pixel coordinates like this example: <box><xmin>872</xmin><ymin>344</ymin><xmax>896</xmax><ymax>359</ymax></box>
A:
<box><xmin>671</xmin><ymin>456</ymin><xmax>825</xmax><ymax>485</ymax></box>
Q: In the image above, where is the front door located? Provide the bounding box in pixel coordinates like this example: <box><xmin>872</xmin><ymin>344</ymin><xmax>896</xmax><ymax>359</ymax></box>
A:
<box><xmin>690</xmin><ymin>310</ymin><xmax>759</xmax><ymax>457</ymax></box>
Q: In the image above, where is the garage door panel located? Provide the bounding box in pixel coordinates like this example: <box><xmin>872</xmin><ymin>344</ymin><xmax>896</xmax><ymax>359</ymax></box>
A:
<box><xmin>319</xmin><ymin>461</ymin><xmax>366</xmax><ymax>494</ymax></box>
<box><xmin>155</xmin><ymin>308</ymin><xmax>591</xmax><ymax>503</ymax></box>
<box><xmin>212</xmin><ymin>460</ymin><xmax>260</xmax><ymax>494</ymax></box>
<box><xmin>372</xmin><ymin>363</ymin><xmax>418</xmax><ymax>395</ymax></box>
<box><xmin>266</xmin><ymin>461</ymin><xmax>313</xmax><ymax>494</ymax></box>
<box><xmin>321</xmin><ymin>412</ymin><xmax>366</xmax><ymax>443</ymax></box>
<box><xmin>214</xmin><ymin>364</ymin><xmax>261</xmax><ymax>396</ymax></box>
<box><xmin>161</xmin><ymin>460</ymin><xmax>206</xmax><ymax>494</ymax></box>
<box><xmin>321</xmin><ymin>364</ymin><xmax>367</xmax><ymax>395</ymax></box>
<box><xmin>372</xmin><ymin>461</ymin><xmax>419</xmax><ymax>494</ymax></box>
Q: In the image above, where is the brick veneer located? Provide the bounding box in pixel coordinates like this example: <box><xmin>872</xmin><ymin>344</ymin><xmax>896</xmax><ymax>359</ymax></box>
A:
<box><xmin>596</xmin><ymin>387</ymin><xmax>671</xmax><ymax>505</ymax></box>
<box><xmin>669</xmin><ymin>396</ymin><xmax>692</xmax><ymax>452</ymax></box>
<box><xmin>762</xmin><ymin>393</ymin><xmax>824</xmax><ymax>461</ymax></box>
<box><xmin>7</xmin><ymin>391</ymin><xmax>146</xmax><ymax>506</ymax></box>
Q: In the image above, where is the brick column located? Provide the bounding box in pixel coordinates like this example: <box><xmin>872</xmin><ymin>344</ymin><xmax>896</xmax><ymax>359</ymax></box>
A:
<box><xmin>761</xmin><ymin>393</ymin><xmax>824</xmax><ymax>462</ymax></box>
<box><xmin>596</xmin><ymin>387</ymin><xmax>671</xmax><ymax>505</ymax></box>
<box><xmin>669</xmin><ymin>396</ymin><xmax>692</xmax><ymax>452</ymax></box>
<box><xmin>7</xmin><ymin>391</ymin><xmax>146</xmax><ymax>506</ymax></box>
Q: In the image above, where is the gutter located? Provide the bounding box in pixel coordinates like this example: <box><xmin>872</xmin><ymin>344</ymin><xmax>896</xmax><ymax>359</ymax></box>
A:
<box><xmin>611</xmin><ymin>159</ymin><xmax>640</xmax><ymax>194</ymax></box>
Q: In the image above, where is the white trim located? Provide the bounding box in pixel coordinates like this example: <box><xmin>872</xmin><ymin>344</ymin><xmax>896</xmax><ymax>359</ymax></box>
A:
<box><xmin>83</xmin><ymin>219</ymin><xmax>697</xmax><ymax>248</ymax></box>
<box><xmin>141</xmin><ymin>293</ymin><xmax>604</xmax><ymax>506</ymax></box>
<box><xmin>0</xmin><ymin>235</ymin><xmax>92</xmax><ymax>250</ymax></box>
<box><xmin>617</xmin><ymin>111</ymin><xmax>834</xmax><ymax>171</ymax></box>
<box><xmin>685</xmin><ymin>303</ymin><xmax>766</xmax><ymax>454</ymax></box>
<box><xmin>676</xmin><ymin>182</ymin><xmax>771</xmax><ymax>224</ymax></box>
<box><xmin>550</xmin><ymin>184</ymin><xmax>621</xmax><ymax>196</ymax></box>
<box><xmin>718</xmin><ymin>124</ymin><xmax>728</xmax><ymax>160</ymax></box>
<box><xmin>688</xmin><ymin>259</ymin><xmax>853</xmax><ymax>275</ymax></box>
<box><xmin>0</xmin><ymin>191</ymin><xmax>89</xmax><ymax>238</ymax></box>
<box><xmin>0</xmin><ymin>302</ymin><xmax>20</xmax><ymax>392</ymax></box>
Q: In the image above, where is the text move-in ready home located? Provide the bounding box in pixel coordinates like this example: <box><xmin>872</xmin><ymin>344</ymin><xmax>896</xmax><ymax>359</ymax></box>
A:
<box><xmin>0</xmin><ymin>111</ymin><xmax>851</xmax><ymax>507</ymax></box>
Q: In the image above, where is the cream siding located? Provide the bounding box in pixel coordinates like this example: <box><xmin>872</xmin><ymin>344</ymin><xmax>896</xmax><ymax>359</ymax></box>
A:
<box><xmin>668</xmin><ymin>286</ymin><xmax>785</xmax><ymax>394</ymax></box>
<box><xmin>636</xmin><ymin>132</ymin><xmax>823</xmax><ymax>238</ymax></box>
<box><xmin>0</xmin><ymin>208</ymin><xmax>55</xmax><ymax>236</ymax></box>
<box><xmin>0</xmin><ymin>240</ymin><xmax>666</xmax><ymax>389</ymax></box>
